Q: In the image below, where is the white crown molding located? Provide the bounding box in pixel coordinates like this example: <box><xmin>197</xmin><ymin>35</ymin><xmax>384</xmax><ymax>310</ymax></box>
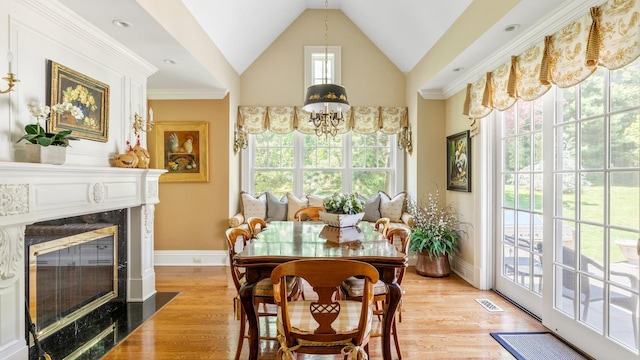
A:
<box><xmin>419</xmin><ymin>89</ymin><xmax>446</xmax><ymax>100</ymax></box>
<box><xmin>21</xmin><ymin>0</ymin><xmax>157</xmax><ymax>77</ymax></box>
<box><xmin>435</xmin><ymin>0</ymin><xmax>606</xmax><ymax>99</ymax></box>
<box><xmin>147</xmin><ymin>88</ymin><xmax>229</xmax><ymax>100</ymax></box>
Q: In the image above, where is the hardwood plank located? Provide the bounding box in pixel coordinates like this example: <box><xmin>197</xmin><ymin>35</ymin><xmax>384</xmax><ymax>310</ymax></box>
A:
<box><xmin>102</xmin><ymin>266</ymin><xmax>547</xmax><ymax>359</ymax></box>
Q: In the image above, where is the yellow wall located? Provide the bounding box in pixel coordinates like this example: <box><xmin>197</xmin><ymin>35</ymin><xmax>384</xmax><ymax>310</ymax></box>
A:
<box><xmin>241</xmin><ymin>9</ymin><xmax>406</xmax><ymax>106</ymax></box>
<box><xmin>445</xmin><ymin>89</ymin><xmax>475</xmax><ymax>266</ymax></box>
<box><xmin>148</xmin><ymin>98</ymin><xmax>230</xmax><ymax>251</ymax></box>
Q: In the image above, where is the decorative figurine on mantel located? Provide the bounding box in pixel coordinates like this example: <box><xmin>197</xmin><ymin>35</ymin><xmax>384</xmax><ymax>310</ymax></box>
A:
<box><xmin>112</xmin><ymin>141</ymin><xmax>138</xmax><ymax>168</ymax></box>
<box><xmin>132</xmin><ymin>135</ymin><xmax>150</xmax><ymax>168</ymax></box>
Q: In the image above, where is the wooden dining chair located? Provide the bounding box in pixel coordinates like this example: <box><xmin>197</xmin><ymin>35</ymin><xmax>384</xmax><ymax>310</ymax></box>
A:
<box><xmin>294</xmin><ymin>206</ymin><xmax>324</xmax><ymax>221</ymax></box>
<box><xmin>246</xmin><ymin>216</ymin><xmax>267</xmax><ymax>238</ymax></box>
<box><xmin>374</xmin><ymin>217</ymin><xmax>390</xmax><ymax>237</ymax></box>
<box><xmin>340</xmin><ymin>227</ymin><xmax>411</xmax><ymax>359</ymax></box>
<box><xmin>271</xmin><ymin>258</ymin><xmax>378</xmax><ymax>359</ymax></box>
<box><xmin>225</xmin><ymin>228</ymin><xmax>304</xmax><ymax>360</ymax></box>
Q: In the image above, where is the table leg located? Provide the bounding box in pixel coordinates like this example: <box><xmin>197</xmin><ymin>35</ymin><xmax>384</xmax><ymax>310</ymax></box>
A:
<box><xmin>383</xmin><ymin>278</ymin><xmax>402</xmax><ymax>360</ymax></box>
<box><xmin>239</xmin><ymin>277</ymin><xmax>259</xmax><ymax>360</ymax></box>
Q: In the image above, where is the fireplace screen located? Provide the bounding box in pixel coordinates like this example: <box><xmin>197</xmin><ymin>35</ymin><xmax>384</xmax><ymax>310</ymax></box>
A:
<box><xmin>28</xmin><ymin>226</ymin><xmax>118</xmax><ymax>339</ymax></box>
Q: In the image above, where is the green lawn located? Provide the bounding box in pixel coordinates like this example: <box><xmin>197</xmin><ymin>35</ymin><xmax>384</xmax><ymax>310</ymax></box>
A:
<box><xmin>503</xmin><ymin>185</ymin><xmax>639</xmax><ymax>262</ymax></box>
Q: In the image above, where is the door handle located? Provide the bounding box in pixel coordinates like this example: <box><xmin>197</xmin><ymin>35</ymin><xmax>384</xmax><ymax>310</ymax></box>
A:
<box><xmin>637</xmin><ymin>237</ymin><xmax>640</xmax><ymax>256</ymax></box>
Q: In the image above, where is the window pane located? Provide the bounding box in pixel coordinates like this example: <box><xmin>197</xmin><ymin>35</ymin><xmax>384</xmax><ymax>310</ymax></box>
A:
<box><xmin>303</xmin><ymin>171</ymin><xmax>341</xmax><ymax>196</ymax></box>
<box><xmin>556</xmin><ymin>173</ymin><xmax>576</xmax><ymax>219</ymax></box>
<box><xmin>580</xmin><ymin>67</ymin><xmax>605</xmax><ymax>118</ymax></box>
<box><xmin>610</xmin><ymin>229</ymin><xmax>639</xmax><ymax>267</ymax></box>
<box><xmin>609</xmin><ymin>172</ymin><xmax>640</xmax><ymax>229</ymax></box>
<box><xmin>517</xmin><ymin>99</ymin><xmax>532</xmax><ymax>133</ymax></box>
<box><xmin>503</xmin><ymin>105</ymin><xmax>517</xmax><ymax>136</ymax></box>
<box><xmin>533</xmin><ymin>97</ymin><xmax>544</xmax><ymax>131</ymax></box>
<box><xmin>503</xmin><ymin>174</ymin><xmax>515</xmax><ymax>208</ymax></box>
<box><xmin>580</xmin><ymin>174</ymin><xmax>604</xmax><ymax>224</ymax></box>
<box><xmin>254</xmin><ymin>171</ymin><xmax>293</xmax><ymax>196</ymax></box>
<box><xmin>556</xmin><ymin>124</ymin><xmax>576</xmax><ymax>170</ymax></box>
<box><xmin>580</xmin><ymin>117</ymin><xmax>605</xmax><ymax>170</ymax></box>
<box><xmin>580</xmin><ymin>224</ymin><xmax>604</xmax><ymax>267</ymax></box>
<box><xmin>504</xmin><ymin>138</ymin><xmax>516</xmax><ymax>172</ymax></box>
<box><xmin>353</xmin><ymin>171</ymin><xmax>390</xmax><ymax>198</ymax></box>
<box><xmin>517</xmin><ymin>174</ymin><xmax>531</xmax><ymax>211</ymax></box>
<box><xmin>557</xmin><ymin>87</ymin><xmax>576</xmax><ymax>123</ymax></box>
<box><xmin>517</xmin><ymin>135</ymin><xmax>531</xmax><ymax>171</ymax></box>
<box><xmin>609</xmin><ymin>111</ymin><xmax>640</xmax><ymax>169</ymax></box>
<box><xmin>610</xmin><ymin>57</ymin><xmax>640</xmax><ymax>112</ymax></box>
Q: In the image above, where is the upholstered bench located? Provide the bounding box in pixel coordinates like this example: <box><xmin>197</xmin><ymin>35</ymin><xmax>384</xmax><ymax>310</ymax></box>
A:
<box><xmin>228</xmin><ymin>190</ymin><xmax>414</xmax><ymax>233</ymax></box>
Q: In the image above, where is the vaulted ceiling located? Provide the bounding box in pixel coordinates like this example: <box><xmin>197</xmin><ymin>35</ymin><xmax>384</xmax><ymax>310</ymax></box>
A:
<box><xmin>58</xmin><ymin>0</ymin><xmax>598</xmax><ymax>99</ymax></box>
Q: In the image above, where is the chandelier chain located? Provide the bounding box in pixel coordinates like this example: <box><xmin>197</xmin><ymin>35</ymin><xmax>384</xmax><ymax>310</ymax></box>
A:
<box><xmin>324</xmin><ymin>0</ymin><xmax>329</xmax><ymax>84</ymax></box>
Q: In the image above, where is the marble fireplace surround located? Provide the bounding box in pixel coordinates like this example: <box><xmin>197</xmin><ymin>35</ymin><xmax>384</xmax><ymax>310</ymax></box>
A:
<box><xmin>0</xmin><ymin>162</ymin><xmax>165</xmax><ymax>360</ymax></box>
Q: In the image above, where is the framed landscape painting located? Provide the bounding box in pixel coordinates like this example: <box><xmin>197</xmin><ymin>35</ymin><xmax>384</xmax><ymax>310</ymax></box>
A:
<box><xmin>154</xmin><ymin>121</ymin><xmax>209</xmax><ymax>183</ymax></box>
<box><xmin>446</xmin><ymin>130</ymin><xmax>471</xmax><ymax>192</ymax></box>
<box><xmin>48</xmin><ymin>60</ymin><xmax>110</xmax><ymax>142</ymax></box>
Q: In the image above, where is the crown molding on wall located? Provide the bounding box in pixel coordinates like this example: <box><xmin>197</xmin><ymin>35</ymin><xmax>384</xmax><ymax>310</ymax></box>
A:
<box><xmin>147</xmin><ymin>88</ymin><xmax>229</xmax><ymax>100</ymax></box>
<box><xmin>432</xmin><ymin>0</ymin><xmax>606</xmax><ymax>100</ymax></box>
<box><xmin>419</xmin><ymin>89</ymin><xmax>447</xmax><ymax>100</ymax></box>
<box><xmin>21</xmin><ymin>0</ymin><xmax>157</xmax><ymax>78</ymax></box>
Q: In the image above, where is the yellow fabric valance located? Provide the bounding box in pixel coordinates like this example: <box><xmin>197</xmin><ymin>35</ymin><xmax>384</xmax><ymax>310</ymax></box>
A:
<box><xmin>238</xmin><ymin>105</ymin><xmax>408</xmax><ymax>135</ymax></box>
<box><xmin>464</xmin><ymin>0</ymin><xmax>640</xmax><ymax>119</ymax></box>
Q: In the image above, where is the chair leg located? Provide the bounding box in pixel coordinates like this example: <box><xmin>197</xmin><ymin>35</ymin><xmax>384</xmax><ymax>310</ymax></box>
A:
<box><xmin>235</xmin><ymin>307</ymin><xmax>246</xmax><ymax>360</ymax></box>
<box><xmin>392</xmin><ymin>318</ymin><xmax>402</xmax><ymax>359</ymax></box>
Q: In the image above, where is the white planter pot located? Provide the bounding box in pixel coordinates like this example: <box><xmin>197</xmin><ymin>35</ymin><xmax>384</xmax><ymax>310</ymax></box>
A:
<box><xmin>24</xmin><ymin>143</ymin><xmax>67</xmax><ymax>165</ymax></box>
<box><xmin>319</xmin><ymin>211</ymin><xmax>364</xmax><ymax>228</ymax></box>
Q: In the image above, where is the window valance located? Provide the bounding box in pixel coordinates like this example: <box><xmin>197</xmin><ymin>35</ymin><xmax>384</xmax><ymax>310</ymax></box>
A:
<box><xmin>238</xmin><ymin>105</ymin><xmax>408</xmax><ymax>135</ymax></box>
<box><xmin>464</xmin><ymin>0</ymin><xmax>640</xmax><ymax>119</ymax></box>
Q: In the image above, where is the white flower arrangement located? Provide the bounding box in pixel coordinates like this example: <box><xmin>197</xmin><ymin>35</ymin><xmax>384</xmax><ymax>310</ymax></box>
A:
<box><xmin>323</xmin><ymin>193</ymin><xmax>365</xmax><ymax>215</ymax></box>
<box><xmin>28</xmin><ymin>101</ymin><xmax>84</xmax><ymax>124</ymax></box>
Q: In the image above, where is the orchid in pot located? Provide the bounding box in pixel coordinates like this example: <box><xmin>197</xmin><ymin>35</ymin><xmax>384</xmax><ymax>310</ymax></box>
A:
<box><xmin>17</xmin><ymin>101</ymin><xmax>83</xmax><ymax>147</ymax></box>
<box><xmin>17</xmin><ymin>101</ymin><xmax>83</xmax><ymax>164</ymax></box>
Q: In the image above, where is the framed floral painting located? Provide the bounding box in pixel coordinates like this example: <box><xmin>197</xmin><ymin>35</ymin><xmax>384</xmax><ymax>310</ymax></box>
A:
<box><xmin>47</xmin><ymin>60</ymin><xmax>110</xmax><ymax>142</ymax></box>
<box><xmin>153</xmin><ymin>121</ymin><xmax>209</xmax><ymax>183</ymax></box>
<box><xmin>446</xmin><ymin>130</ymin><xmax>471</xmax><ymax>192</ymax></box>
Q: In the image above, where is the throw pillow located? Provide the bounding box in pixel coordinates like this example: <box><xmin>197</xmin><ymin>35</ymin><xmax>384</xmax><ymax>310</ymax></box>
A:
<box><xmin>307</xmin><ymin>194</ymin><xmax>325</xmax><ymax>207</ymax></box>
<box><xmin>358</xmin><ymin>193</ymin><xmax>381</xmax><ymax>222</ymax></box>
<box><xmin>286</xmin><ymin>192</ymin><xmax>309</xmax><ymax>220</ymax></box>
<box><xmin>378</xmin><ymin>191</ymin><xmax>406</xmax><ymax>222</ymax></box>
<box><xmin>240</xmin><ymin>191</ymin><xmax>267</xmax><ymax>221</ymax></box>
<box><xmin>266</xmin><ymin>192</ymin><xmax>288</xmax><ymax>222</ymax></box>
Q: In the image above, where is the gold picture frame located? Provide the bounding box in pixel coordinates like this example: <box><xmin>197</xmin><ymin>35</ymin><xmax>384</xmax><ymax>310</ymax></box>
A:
<box><xmin>446</xmin><ymin>130</ymin><xmax>471</xmax><ymax>192</ymax></box>
<box><xmin>154</xmin><ymin>121</ymin><xmax>209</xmax><ymax>183</ymax></box>
<box><xmin>48</xmin><ymin>61</ymin><xmax>110</xmax><ymax>142</ymax></box>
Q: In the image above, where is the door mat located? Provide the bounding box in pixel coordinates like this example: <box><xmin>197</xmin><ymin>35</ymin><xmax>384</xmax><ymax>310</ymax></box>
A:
<box><xmin>490</xmin><ymin>332</ymin><xmax>589</xmax><ymax>360</ymax></box>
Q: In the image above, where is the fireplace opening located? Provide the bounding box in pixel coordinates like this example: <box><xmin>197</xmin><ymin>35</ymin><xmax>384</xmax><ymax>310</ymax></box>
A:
<box><xmin>28</xmin><ymin>226</ymin><xmax>118</xmax><ymax>339</ymax></box>
<box><xmin>24</xmin><ymin>210</ymin><xmax>127</xmax><ymax>359</ymax></box>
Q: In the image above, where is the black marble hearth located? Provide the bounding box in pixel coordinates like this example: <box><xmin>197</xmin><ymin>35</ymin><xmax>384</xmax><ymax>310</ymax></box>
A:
<box><xmin>28</xmin><ymin>292</ymin><xmax>178</xmax><ymax>360</ymax></box>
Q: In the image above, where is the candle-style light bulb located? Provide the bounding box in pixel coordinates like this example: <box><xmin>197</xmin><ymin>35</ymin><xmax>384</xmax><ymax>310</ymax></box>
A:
<box><xmin>7</xmin><ymin>51</ymin><xmax>13</xmax><ymax>73</ymax></box>
<box><xmin>148</xmin><ymin>108</ymin><xmax>153</xmax><ymax>123</ymax></box>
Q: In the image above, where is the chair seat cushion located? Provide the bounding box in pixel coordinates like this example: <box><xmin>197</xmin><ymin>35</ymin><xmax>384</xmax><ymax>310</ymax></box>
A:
<box><xmin>341</xmin><ymin>276</ymin><xmax>387</xmax><ymax>297</ymax></box>
<box><xmin>240</xmin><ymin>275</ymin><xmax>299</xmax><ymax>298</ymax></box>
<box><xmin>277</xmin><ymin>300</ymin><xmax>372</xmax><ymax>345</ymax></box>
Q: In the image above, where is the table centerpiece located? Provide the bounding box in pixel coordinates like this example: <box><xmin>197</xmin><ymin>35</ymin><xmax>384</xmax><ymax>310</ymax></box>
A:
<box><xmin>319</xmin><ymin>193</ymin><xmax>365</xmax><ymax>228</ymax></box>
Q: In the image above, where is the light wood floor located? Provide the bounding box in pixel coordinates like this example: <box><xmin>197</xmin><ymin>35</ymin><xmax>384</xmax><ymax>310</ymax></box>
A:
<box><xmin>102</xmin><ymin>266</ymin><xmax>548</xmax><ymax>359</ymax></box>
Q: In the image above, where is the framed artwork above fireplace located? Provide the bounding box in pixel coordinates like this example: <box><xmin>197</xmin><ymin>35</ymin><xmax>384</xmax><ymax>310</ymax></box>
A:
<box><xmin>47</xmin><ymin>60</ymin><xmax>110</xmax><ymax>142</ymax></box>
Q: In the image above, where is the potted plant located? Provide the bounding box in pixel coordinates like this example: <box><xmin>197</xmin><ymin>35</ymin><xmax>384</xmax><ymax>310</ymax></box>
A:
<box><xmin>320</xmin><ymin>193</ymin><xmax>365</xmax><ymax>227</ymax></box>
<box><xmin>17</xmin><ymin>101</ymin><xmax>83</xmax><ymax>164</ymax></box>
<box><xmin>406</xmin><ymin>190</ymin><xmax>461</xmax><ymax>277</ymax></box>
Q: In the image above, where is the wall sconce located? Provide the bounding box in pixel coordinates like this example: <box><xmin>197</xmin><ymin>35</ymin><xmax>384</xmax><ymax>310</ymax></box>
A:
<box><xmin>0</xmin><ymin>52</ymin><xmax>19</xmax><ymax>94</ymax></box>
<box><xmin>133</xmin><ymin>108</ymin><xmax>154</xmax><ymax>136</ymax></box>
<box><xmin>233</xmin><ymin>124</ymin><xmax>248</xmax><ymax>154</ymax></box>
<box><xmin>398</xmin><ymin>126</ymin><xmax>412</xmax><ymax>154</ymax></box>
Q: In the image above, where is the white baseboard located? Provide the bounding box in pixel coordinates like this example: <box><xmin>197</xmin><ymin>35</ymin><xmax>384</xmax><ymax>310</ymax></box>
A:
<box><xmin>154</xmin><ymin>250</ymin><xmax>228</xmax><ymax>266</ymax></box>
<box><xmin>451</xmin><ymin>256</ymin><xmax>475</xmax><ymax>285</ymax></box>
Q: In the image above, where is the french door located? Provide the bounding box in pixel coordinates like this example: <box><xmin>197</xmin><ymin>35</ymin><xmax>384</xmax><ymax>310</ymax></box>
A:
<box><xmin>494</xmin><ymin>59</ymin><xmax>640</xmax><ymax>359</ymax></box>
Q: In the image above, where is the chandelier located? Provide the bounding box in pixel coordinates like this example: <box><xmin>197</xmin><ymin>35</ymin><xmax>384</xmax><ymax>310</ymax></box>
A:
<box><xmin>302</xmin><ymin>0</ymin><xmax>349</xmax><ymax>138</ymax></box>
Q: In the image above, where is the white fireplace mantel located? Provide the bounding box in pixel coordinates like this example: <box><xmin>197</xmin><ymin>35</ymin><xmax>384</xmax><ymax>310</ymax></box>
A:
<box><xmin>0</xmin><ymin>162</ymin><xmax>166</xmax><ymax>360</ymax></box>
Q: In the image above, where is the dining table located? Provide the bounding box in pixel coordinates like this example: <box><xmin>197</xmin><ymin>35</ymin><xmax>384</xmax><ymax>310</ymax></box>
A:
<box><xmin>233</xmin><ymin>220</ymin><xmax>408</xmax><ymax>360</ymax></box>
